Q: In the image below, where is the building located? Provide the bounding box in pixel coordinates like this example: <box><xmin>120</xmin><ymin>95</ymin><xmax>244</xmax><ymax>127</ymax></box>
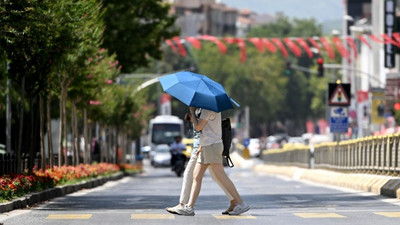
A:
<box><xmin>167</xmin><ymin>0</ymin><xmax>238</xmax><ymax>37</ymax></box>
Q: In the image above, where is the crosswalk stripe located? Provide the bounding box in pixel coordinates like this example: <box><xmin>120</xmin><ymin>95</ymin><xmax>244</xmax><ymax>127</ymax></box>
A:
<box><xmin>374</xmin><ymin>212</ymin><xmax>400</xmax><ymax>217</ymax></box>
<box><xmin>46</xmin><ymin>214</ymin><xmax>92</xmax><ymax>219</ymax></box>
<box><xmin>214</xmin><ymin>214</ymin><xmax>256</xmax><ymax>219</ymax></box>
<box><xmin>293</xmin><ymin>213</ymin><xmax>346</xmax><ymax>218</ymax></box>
<box><xmin>131</xmin><ymin>214</ymin><xmax>175</xmax><ymax>219</ymax></box>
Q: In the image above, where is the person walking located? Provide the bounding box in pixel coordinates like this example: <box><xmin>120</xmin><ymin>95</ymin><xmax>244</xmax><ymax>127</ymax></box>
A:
<box><xmin>175</xmin><ymin>107</ymin><xmax>250</xmax><ymax>216</ymax></box>
<box><xmin>166</xmin><ymin>109</ymin><xmax>235</xmax><ymax>215</ymax></box>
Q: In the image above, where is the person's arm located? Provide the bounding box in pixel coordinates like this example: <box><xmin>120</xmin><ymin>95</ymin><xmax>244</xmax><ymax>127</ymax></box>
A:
<box><xmin>189</xmin><ymin>107</ymin><xmax>207</xmax><ymax>131</ymax></box>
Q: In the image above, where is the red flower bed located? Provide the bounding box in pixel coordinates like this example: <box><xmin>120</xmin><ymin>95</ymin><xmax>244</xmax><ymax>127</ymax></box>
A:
<box><xmin>0</xmin><ymin>163</ymin><xmax>120</xmax><ymax>202</ymax></box>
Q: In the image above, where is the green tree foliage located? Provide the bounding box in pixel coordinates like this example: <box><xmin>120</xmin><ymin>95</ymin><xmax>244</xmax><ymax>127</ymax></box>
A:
<box><xmin>101</xmin><ymin>0</ymin><xmax>179</xmax><ymax>73</ymax></box>
<box><xmin>193</xmin><ymin>42</ymin><xmax>288</xmax><ymax>131</ymax></box>
<box><xmin>248</xmin><ymin>17</ymin><xmax>325</xmax><ymax>135</ymax></box>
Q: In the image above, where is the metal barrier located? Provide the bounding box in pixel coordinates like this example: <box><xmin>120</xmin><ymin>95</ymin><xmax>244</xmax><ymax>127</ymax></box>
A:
<box><xmin>262</xmin><ymin>145</ymin><xmax>311</xmax><ymax>168</ymax></box>
<box><xmin>262</xmin><ymin>134</ymin><xmax>400</xmax><ymax>175</ymax></box>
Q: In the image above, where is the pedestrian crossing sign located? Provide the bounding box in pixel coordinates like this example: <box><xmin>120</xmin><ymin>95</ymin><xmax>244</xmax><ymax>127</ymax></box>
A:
<box><xmin>329</xmin><ymin>83</ymin><xmax>351</xmax><ymax>106</ymax></box>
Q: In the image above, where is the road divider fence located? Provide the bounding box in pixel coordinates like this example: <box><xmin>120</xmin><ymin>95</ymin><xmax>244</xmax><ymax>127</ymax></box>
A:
<box><xmin>262</xmin><ymin>134</ymin><xmax>400</xmax><ymax>175</ymax></box>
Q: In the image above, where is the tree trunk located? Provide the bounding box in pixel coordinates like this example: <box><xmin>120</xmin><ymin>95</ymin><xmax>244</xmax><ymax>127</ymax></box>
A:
<box><xmin>17</xmin><ymin>77</ymin><xmax>25</xmax><ymax>173</ymax></box>
<box><xmin>115</xmin><ymin>126</ymin><xmax>119</xmax><ymax>164</ymax></box>
<box><xmin>72</xmin><ymin>102</ymin><xmax>79</xmax><ymax>165</ymax></box>
<box><xmin>58</xmin><ymin>87</ymin><xmax>65</xmax><ymax>166</ymax></box>
<box><xmin>63</xmin><ymin>90</ymin><xmax>68</xmax><ymax>165</ymax></box>
<box><xmin>39</xmin><ymin>95</ymin><xmax>46</xmax><ymax>170</ymax></box>
<box><xmin>28</xmin><ymin>97</ymin><xmax>36</xmax><ymax>173</ymax></box>
<box><xmin>83</xmin><ymin>109</ymin><xmax>88</xmax><ymax>164</ymax></box>
<box><xmin>47</xmin><ymin>94</ymin><xmax>54</xmax><ymax>168</ymax></box>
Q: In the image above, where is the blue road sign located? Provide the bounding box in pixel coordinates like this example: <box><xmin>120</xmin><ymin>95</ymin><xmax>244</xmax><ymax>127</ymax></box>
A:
<box><xmin>330</xmin><ymin>106</ymin><xmax>348</xmax><ymax>133</ymax></box>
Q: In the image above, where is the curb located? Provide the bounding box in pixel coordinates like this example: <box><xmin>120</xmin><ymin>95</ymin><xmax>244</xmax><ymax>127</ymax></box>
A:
<box><xmin>0</xmin><ymin>171</ymin><xmax>127</xmax><ymax>214</ymax></box>
<box><xmin>231</xmin><ymin>151</ymin><xmax>400</xmax><ymax>199</ymax></box>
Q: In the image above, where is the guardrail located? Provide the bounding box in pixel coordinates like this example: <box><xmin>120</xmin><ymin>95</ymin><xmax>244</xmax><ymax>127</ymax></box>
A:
<box><xmin>262</xmin><ymin>134</ymin><xmax>400</xmax><ymax>175</ymax></box>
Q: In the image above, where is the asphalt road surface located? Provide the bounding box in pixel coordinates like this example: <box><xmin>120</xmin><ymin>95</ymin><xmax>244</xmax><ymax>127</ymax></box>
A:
<box><xmin>1</xmin><ymin>159</ymin><xmax>400</xmax><ymax>225</ymax></box>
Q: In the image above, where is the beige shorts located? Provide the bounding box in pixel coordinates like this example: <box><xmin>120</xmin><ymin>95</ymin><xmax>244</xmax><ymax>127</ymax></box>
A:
<box><xmin>198</xmin><ymin>142</ymin><xmax>223</xmax><ymax>164</ymax></box>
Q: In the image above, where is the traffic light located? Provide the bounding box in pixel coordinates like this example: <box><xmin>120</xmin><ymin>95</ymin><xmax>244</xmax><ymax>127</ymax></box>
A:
<box><xmin>285</xmin><ymin>60</ymin><xmax>292</xmax><ymax>75</ymax></box>
<box><xmin>317</xmin><ymin>57</ymin><xmax>324</xmax><ymax>77</ymax></box>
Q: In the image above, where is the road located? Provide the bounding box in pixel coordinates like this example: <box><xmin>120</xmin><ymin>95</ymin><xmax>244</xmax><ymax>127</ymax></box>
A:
<box><xmin>1</xmin><ymin>159</ymin><xmax>400</xmax><ymax>225</ymax></box>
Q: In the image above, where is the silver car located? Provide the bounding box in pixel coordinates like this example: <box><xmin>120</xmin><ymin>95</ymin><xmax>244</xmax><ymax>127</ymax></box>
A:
<box><xmin>150</xmin><ymin>144</ymin><xmax>171</xmax><ymax>167</ymax></box>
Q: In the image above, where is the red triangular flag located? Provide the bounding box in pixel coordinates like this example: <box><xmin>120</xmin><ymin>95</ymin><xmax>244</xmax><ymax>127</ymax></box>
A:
<box><xmin>296</xmin><ymin>38</ymin><xmax>313</xmax><ymax>58</ymax></box>
<box><xmin>331</xmin><ymin>37</ymin><xmax>350</xmax><ymax>59</ymax></box>
<box><xmin>283</xmin><ymin>38</ymin><xmax>302</xmax><ymax>57</ymax></box>
<box><xmin>271</xmin><ymin>38</ymin><xmax>288</xmax><ymax>58</ymax></box>
<box><xmin>319</xmin><ymin>37</ymin><xmax>335</xmax><ymax>60</ymax></box>
<box><xmin>184</xmin><ymin>37</ymin><xmax>202</xmax><ymax>50</ymax></box>
<box><xmin>172</xmin><ymin>36</ymin><xmax>187</xmax><ymax>57</ymax></box>
<box><xmin>247</xmin><ymin>38</ymin><xmax>265</xmax><ymax>53</ymax></box>
<box><xmin>261</xmin><ymin>38</ymin><xmax>277</xmax><ymax>53</ymax></box>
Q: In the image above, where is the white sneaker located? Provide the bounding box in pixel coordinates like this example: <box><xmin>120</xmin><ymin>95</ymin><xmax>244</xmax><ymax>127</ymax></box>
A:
<box><xmin>175</xmin><ymin>205</ymin><xmax>195</xmax><ymax>216</ymax></box>
<box><xmin>166</xmin><ymin>204</ymin><xmax>183</xmax><ymax>214</ymax></box>
<box><xmin>228</xmin><ymin>202</ymin><xmax>250</xmax><ymax>215</ymax></box>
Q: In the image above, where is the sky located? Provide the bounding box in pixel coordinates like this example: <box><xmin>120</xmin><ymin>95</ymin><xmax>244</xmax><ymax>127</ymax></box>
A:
<box><xmin>220</xmin><ymin>0</ymin><xmax>343</xmax><ymax>22</ymax></box>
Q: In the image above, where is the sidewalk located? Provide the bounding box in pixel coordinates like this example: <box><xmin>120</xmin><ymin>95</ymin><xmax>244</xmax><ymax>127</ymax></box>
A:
<box><xmin>230</xmin><ymin>152</ymin><xmax>400</xmax><ymax>199</ymax></box>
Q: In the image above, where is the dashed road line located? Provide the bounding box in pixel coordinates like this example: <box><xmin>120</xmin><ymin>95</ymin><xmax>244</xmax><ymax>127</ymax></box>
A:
<box><xmin>293</xmin><ymin>213</ymin><xmax>346</xmax><ymax>218</ymax></box>
<box><xmin>131</xmin><ymin>214</ymin><xmax>175</xmax><ymax>219</ymax></box>
<box><xmin>46</xmin><ymin>214</ymin><xmax>92</xmax><ymax>219</ymax></box>
<box><xmin>213</xmin><ymin>214</ymin><xmax>256</xmax><ymax>219</ymax></box>
<box><xmin>374</xmin><ymin>212</ymin><xmax>400</xmax><ymax>218</ymax></box>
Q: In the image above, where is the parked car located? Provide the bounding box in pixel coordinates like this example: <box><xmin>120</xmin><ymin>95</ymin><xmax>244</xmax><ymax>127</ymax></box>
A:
<box><xmin>150</xmin><ymin>144</ymin><xmax>171</xmax><ymax>167</ymax></box>
<box><xmin>248</xmin><ymin>138</ymin><xmax>261</xmax><ymax>157</ymax></box>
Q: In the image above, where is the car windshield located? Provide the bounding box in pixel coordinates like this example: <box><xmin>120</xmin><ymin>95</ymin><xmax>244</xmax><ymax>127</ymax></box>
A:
<box><xmin>156</xmin><ymin>145</ymin><xmax>170</xmax><ymax>152</ymax></box>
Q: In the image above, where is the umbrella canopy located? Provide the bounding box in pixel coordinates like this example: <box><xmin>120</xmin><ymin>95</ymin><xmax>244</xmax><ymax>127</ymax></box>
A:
<box><xmin>158</xmin><ymin>71</ymin><xmax>239</xmax><ymax>112</ymax></box>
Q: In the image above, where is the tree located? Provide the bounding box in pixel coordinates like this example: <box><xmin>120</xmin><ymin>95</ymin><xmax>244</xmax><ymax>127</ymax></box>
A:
<box><xmin>247</xmin><ymin>17</ymin><xmax>324</xmax><ymax>135</ymax></box>
<box><xmin>0</xmin><ymin>0</ymin><xmax>61</xmax><ymax>171</ymax></box>
<box><xmin>101</xmin><ymin>0</ymin><xmax>179</xmax><ymax>73</ymax></box>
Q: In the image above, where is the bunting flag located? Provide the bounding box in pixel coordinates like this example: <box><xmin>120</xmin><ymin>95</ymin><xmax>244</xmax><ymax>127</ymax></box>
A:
<box><xmin>296</xmin><ymin>38</ymin><xmax>313</xmax><ymax>58</ymax></box>
<box><xmin>165</xmin><ymin>39</ymin><xmax>179</xmax><ymax>54</ymax></box>
<box><xmin>392</xmin><ymin>33</ymin><xmax>400</xmax><ymax>46</ymax></box>
<box><xmin>198</xmin><ymin>35</ymin><xmax>227</xmax><ymax>54</ymax></box>
<box><xmin>331</xmin><ymin>37</ymin><xmax>350</xmax><ymax>59</ymax></box>
<box><xmin>319</xmin><ymin>37</ymin><xmax>335</xmax><ymax>60</ymax></box>
<box><xmin>369</xmin><ymin>34</ymin><xmax>386</xmax><ymax>44</ymax></box>
<box><xmin>164</xmin><ymin>32</ymin><xmax>400</xmax><ymax>63</ymax></box>
<box><xmin>380</xmin><ymin>34</ymin><xmax>400</xmax><ymax>47</ymax></box>
<box><xmin>271</xmin><ymin>38</ymin><xmax>288</xmax><ymax>58</ymax></box>
<box><xmin>345</xmin><ymin>37</ymin><xmax>357</xmax><ymax>59</ymax></box>
<box><xmin>308</xmin><ymin>37</ymin><xmax>321</xmax><ymax>53</ymax></box>
<box><xmin>261</xmin><ymin>38</ymin><xmax>277</xmax><ymax>53</ymax></box>
<box><xmin>184</xmin><ymin>37</ymin><xmax>202</xmax><ymax>49</ymax></box>
<box><xmin>172</xmin><ymin>36</ymin><xmax>187</xmax><ymax>57</ymax></box>
<box><xmin>283</xmin><ymin>38</ymin><xmax>302</xmax><ymax>57</ymax></box>
<box><xmin>358</xmin><ymin>35</ymin><xmax>372</xmax><ymax>49</ymax></box>
<box><xmin>224</xmin><ymin>37</ymin><xmax>247</xmax><ymax>62</ymax></box>
<box><xmin>248</xmin><ymin>38</ymin><xmax>265</xmax><ymax>53</ymax></box>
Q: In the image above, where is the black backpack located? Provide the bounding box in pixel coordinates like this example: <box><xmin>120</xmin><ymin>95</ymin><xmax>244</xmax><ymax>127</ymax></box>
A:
<box><xmin>221</xmin><ymin>118</ymin><xmax>234</xmax><ymax>168</ymax></box>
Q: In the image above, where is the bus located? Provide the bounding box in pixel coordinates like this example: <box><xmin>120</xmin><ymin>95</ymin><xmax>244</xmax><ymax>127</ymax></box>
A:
<box><xmin>148</xmin><ymin>115</ymin><xmax>184</xmax><ymax>147</ymax></box>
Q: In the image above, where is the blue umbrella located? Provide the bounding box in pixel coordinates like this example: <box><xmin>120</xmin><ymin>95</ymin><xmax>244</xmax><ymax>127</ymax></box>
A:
<box><xmin>158</xmin><ymin>71</ymin><xmax>239</xmax><ymax>112</ymax></box>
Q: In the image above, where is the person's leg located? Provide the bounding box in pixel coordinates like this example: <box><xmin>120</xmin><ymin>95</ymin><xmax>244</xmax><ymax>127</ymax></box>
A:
<box><xmin>209</xmin><ymin>163</ymin><xmax>242</xmax><ymax>204</ymax></box>
<box><xmin>209</xmin><ymin>163</ymin><xmax>250</xmax><ymax>215</ymax></box>
<box><xmin>209</xmin><ymin>168</ymin><xmax>235</xmax><ymax>212</ymax></box>
<box><xmin>179</xmin><ymin>154</ymin><xmax>198</xmax><ymax>204</ymax></box>
<box><xmin>187</xmin><ymin>162</ymin><xmax>208</xmax><ymax>207</ymax></box>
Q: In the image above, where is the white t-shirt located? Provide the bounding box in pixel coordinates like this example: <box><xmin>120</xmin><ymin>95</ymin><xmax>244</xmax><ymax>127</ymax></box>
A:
<box><xmin>199</xmin><ymin>109</ymin><xmax>222</xmax><ymax>146</ymax></box>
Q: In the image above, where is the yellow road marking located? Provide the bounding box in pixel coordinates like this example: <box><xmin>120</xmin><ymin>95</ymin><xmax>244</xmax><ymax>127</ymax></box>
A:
<box><xmin>374</xmin><ymin>212</ymin><xmax>400</xmax><ymax>217</ymax></box>
<box><xmin>46</xmin><ymin>214</ymin><xmax>92</xmax><ymax>219</ymax></box>
<box><xmin>131</xmin><ymin>214</ymin><xmax>175</xmax><ymax>219</ymax></box>
<box><xmin>214</xmin><ymin>214</ymin><xmax>256</xmax><ymax>219</ymax></box>
<box><xmin>294</xmin><ymin>213</ymin><xmax>346</xmax><ymax>218</ymax></box>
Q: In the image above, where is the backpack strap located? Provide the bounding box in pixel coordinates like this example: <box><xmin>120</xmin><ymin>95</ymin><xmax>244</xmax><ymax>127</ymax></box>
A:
<box><xmin>224</xmin><ymin>156</ymin><xmax>234</xmax><ymax>168</ymax></box>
